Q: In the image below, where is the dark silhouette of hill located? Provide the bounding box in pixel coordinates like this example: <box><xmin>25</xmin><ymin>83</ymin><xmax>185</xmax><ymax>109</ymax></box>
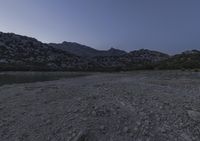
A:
<box><xmin>157</xmin><ymin>50</ymin><xmax>200</xmax><ymax>69</ymax></box>
<box><xmin>49</xmin><ymin>42</ymin><xmax>127</xmax><ymax>57</ymax></box>
<box><xmin>0</xmin><ymin>32</ymin><xmax>86</xmax><ymax>71</ymax></box>
<box><xmin>0</xmin><ymin>31</ymin><xmax>199</xmax><ymax>71</ymax></box>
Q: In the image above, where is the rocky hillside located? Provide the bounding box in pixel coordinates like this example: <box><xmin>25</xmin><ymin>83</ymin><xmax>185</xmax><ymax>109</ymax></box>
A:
<box><xmin>49</xmin><ymin>42</ymin><xmax>127</xmax><ymax>57</ymax></box>
<box><xmin>0</xmin><ymin>32</ymin><xmax>86</xmax><ymax>71</ymax></box>
<box><xmin>0</xmin><ymin>31</ymin><xmax>199</xmax><ymax>71</ymax></box>
<box><xmin>128</xmin><ymin>49</ymin><xmax>169</xmax><ymax>63</ymax></box>
<box><xmin>88</xmin><ymin>49</ymin><xmax>170</xmax><ymax>71</ymax></box>
<box><xmin>157</xmin><ymin>50</ymin><xmax>200</xmax><ymax>69</ymax></box>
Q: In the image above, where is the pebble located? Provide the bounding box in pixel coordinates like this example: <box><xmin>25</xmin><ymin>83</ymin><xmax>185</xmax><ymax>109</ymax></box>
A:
<box><xmin>72</xmin><ymin>133</ymin><xmax>76</xmax><ymax>137</ymax></box>
<box><xmin>123</xmin><ymin>126</ymin><xmax>129</xmax><ymax>133</ymax></box>
<box><xmin>81</xmin><ymin>117</ymin><xmax>88</xmax><ymax>121</ymax></box>
<box><xmin>91</xmin><ymin>111</ymin><xmax>97</xmax><ymax>116</ymax></box>
<box><xmin>80</xmin><ymin>109</ymin><xmax>85</xmax><ymax>112</ymax></box>
<box><xmin>159</xmin><ymin>127</ymin><xmax>166</xmax><ymax>133</ymax></box>
<box><xmin>72</xmin><ymin>130</ymin><xmax>88</xmax><ymax>141</ymax></box>
<box><xmin>146</xmin><ymin>138</ymin><xmax>150</xmax><ymax>141</ymax></box>
<box><xmin>73</xmin><ymin>109</ymin><xmax>79</xmax><ymax>113</ymax></box>
<box><xmin>113</xmin><ymin>111</ymin><xmax>117</xmax><ymax>115</ymax></box>
<box><xmin>181</xmin><ymin>133</ymin><xmax>192</xmax><ymax>141</ymax></box>
<box><xmin>129</xmin><ymin>132</ymin><xmax>134</xmax><ymax>137</ymax></box>
<box><xmin>94</xmin><ymin>106</ymin><xmax>98</xmax><ymax>110</ymax></box>
<box><xmin>76</xmin><ymin>97</ymin><xmax>82</xmax><ymax>101</ymax></box>
<box><xmin>45</xmin><ymin>119</ymin><xmax>52</xmax><ymax>125</ymax></box>
<box><xmin>68</xmin><ymin>130</ymin><xmax>73</xmax><ymax>135</ymax></box>
<box><xmin>100</xmin><ymin>125</ymin><xmax>105</xmax><ymax>130</ymax></box>
<box><xmin>134</xmin><ymin>127</ymin><xmax>138</xmax><ymax>131</ymax></box>
<box><xmin>136</xmin><ymin>121</ymin><xmax>141</xmax><ymax>126</ymax></box>
<box><xmin>187</xmin><ymin>110</ymin><xmax>200</xmax><ymax>122</ymax></box>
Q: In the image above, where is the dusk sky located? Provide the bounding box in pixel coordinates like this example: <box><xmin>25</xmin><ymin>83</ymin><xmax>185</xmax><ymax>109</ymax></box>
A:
<box><xmin>0</xmin><ymin>0</ymin><xmax>200</xmax><ymax>54</ymax></box>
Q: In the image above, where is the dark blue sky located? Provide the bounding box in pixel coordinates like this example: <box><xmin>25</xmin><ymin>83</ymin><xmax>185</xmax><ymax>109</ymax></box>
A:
<box><xmin>0</xmin><ymin>0</ymin><xmax>200</xmax><ymax>54</ymax></box>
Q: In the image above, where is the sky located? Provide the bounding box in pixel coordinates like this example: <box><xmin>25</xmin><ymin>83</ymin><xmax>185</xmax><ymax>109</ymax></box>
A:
<box><xmin>0</xmin><ymin>0</ymin><xmax>200</xmax><ymax>54</ymax></box>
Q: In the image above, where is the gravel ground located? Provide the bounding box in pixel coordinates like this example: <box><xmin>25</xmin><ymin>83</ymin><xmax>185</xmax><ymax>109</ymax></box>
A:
<box><xmin>0</xmin><ymin>71</ymin><xmax>200</xmax><ymax>141</ymax></box>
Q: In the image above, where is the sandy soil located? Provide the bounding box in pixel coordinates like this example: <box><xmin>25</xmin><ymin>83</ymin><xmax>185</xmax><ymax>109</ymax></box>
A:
<box><xmin>0</xmin><ymin>71</ymin><xmax>200</xmax><ymax>141</ymax></box>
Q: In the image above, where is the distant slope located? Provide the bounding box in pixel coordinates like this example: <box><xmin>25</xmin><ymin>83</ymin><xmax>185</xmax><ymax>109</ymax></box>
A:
<box><xmin>87</xmin><ymin>49</ymin><xmax>170</xmax><ymax>71</ymax></box>
<box><xmin>0</xmin><ymin>31</ymin><xmax>199</xmax><ymax>71</ymax></box>
<box><xmin>49</xmin><ymin>41</ymin><xmax>127</xmax><ymax>57</ymax></box>
<box><xmin>128</xmin><ymin>49</ymin><xmax>169</xmax><ymax>63</ymax></box>
<box><xmin>0</xmin><ymin>32</ymin><xmax>86</xmax><ymax>71</ymax></box>
<box><xmin>157</xmin><ymin>50</ymin><xmax>200</xmax><ymax>69</ymax></box>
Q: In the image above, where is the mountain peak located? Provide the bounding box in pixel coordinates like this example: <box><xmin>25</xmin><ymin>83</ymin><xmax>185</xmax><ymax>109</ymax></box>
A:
<box><xmin>107</xmin><ymin>47</ymin><xmax>127</xmax><ymax>56</ymax></box>
<box><xmin>182</xmin><ymin>49</ymin><xmax>200</xmax><ymax>55</ymax></box>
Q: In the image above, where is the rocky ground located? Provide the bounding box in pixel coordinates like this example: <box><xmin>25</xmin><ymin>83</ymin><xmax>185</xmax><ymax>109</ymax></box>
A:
<box><xmin>0</xmin><ymin>71</ymin><xmax>200</xmax><ymax>141</ymax></box>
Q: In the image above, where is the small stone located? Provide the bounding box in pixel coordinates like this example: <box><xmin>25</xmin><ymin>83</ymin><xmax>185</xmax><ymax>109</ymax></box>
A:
<box><xmin>77</xmin><ymin>97</ymin><xmax>82</xmax><ymax>101</ymax></box>
<box><xmin>187</xmin><ymin>110</ymin><xmax>200</xmax><ymax>122</ymax></box>
<box><xmin>82</xmin><ymin>117</ymin><xmax>87</xmax><ymax>121</ymax></box>
<box><xmin>136</xmin><ymin>121</ymin><xmax>141</xmax><ymax>126</ymax></box>
<box><xmin>134</xmin><ymin>127</ymin><xmax>138</xmax><ymax>131</ymax></box>
<box><xmin>100</xmin><ymin>125</ymin><xmax>105</xmax><ymax>130</ymax></box>
<box><xmin>91</xmin><ymin>111</ymin><xmax>97</xmax><ymax>116</ymax></box>
<box><xmin>80</xmin><ymin>109</ymin><xmax>85</xmax><ymax>112</ymax></box>
<box><xmin>179</xmin><ymin>122</ymin><xmax>183</xmax><ymax>126</ymax></box>
<box><xmin>181</xmin><ymin>133</ymin><xmax>192</xmax><ymax>141</ymax></box>
<box><xmin>146</xmin><ymin>138</ymin><xmax>150</xmax><ymax>141</ymax></box>
<box><xmin>72</xmin><ymin>133</ymin><xmax>76</xmax><ymax>137</ymax></box>
<box><xmin>139</xmin><ymin>112</ymin><xmax>145</xmax><ymax>116</ymax></box>
<box><xmin>132</xmin><ymin>102</ymin><xmax>136</xmax><ymax>106</ymax></box>
<box><xmin>68</xmin><ymin>125</ymin><xmax>73</xmax><ymax>129</ymax></box>
<box><xmin>120</xmin><ymin>101</ymin><xmax>125</xmax><ymax>106</ymax></box>
<box><xmin>159</xmin><ymin>127</ymin><xmax>166</xmax><ymax>133</ymax></box>
<box><xmin>68</xmin><ymin>130</ymin><xmax>73</xmax><ymax>135</ymax></box>
<box><xmin>123</xmin><ymin>126</ymin><xmax>129</xmax><ymax>133</ymax></box>
<box><xmin>73</xmin><ymin>109</ymin><xmax>79</xmax><ymax>113</ymax></box>
<box><xmin>72</xmin><ymin>130</ymin><xmax>88</xmax><ymax>141</ymax></box>
<box><xmin>94</xmin><ymin>106</ymin><xmax>98</xmax><ymax>110</ymax></box>
<box><xmin>141</xmin><ymin>100</ymin><xmax>145</xmax><ymax>104</ymax></box>
<box><xmin>116</xmin><ymin>106</ymin><xmax>120</xmax><ymax>110</ymax></box>
<box><xmin>45</xmin><ymin>119</ymin><xmax>52</xmax><ymax>125</ymax></box>
<box><xmin>129</xmin><ymin>132</ymin><xmax>134</xmax><ymax>137</ymax></box>
<box><xmin>157</xmin><ymin>117</ymin><xmax>161</xmax><ymax>122</ymax></box>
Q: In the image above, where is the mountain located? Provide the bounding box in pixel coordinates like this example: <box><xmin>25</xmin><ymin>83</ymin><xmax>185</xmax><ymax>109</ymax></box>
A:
<box><xmin>49</xmin><ymin>41</ymin><xmax>127</xmax><ymax>57</ymax></box>
<box><xmin>88</xmin><ymin>49</ymin><xmax>170</xmax><ymax>71</ymax></box>
<box><xmin>0</xmin><ymin>31</ymin><xmax>199</xmax><ymax>71</ymax></box>
<box><xmin>157</xmin><ymin>50</ymin><xmax>200</xmax><ymax>69</ymax></box>
<box><xmin>182</xmin><ymin>50</ymin><xmax>200</xmax><ymax>55</ymax></box>
<box><xmin>107</xmin><ymin>48</ymin><xmax>127</xmax><ymax>56</ymax></box>
<box><xmin>127</xmin><ymin>49</ymin><xmax>169</xmax><ymax>63</ymax></box>
<box><xmin>0</xmin><ymin>32</ymin><xmax>86</xmax><ymax>71</ymax></box>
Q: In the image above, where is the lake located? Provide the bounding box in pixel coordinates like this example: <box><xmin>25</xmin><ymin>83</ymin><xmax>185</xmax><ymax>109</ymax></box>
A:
<box><xmin>0</xmin><ymin>72</ymin><xmax>89</xmax><ymax>86</ymax></box>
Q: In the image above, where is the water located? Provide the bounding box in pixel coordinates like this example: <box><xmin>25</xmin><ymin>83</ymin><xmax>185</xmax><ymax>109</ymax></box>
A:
<box><xmin>0</xmin><ymin>72</ymin><xmax>89</xmax><ymax>86</ymax></box>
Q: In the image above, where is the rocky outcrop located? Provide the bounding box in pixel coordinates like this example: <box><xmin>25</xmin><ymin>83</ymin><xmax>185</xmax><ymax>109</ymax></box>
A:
<box><xmin>49</xmin><ymin>42</ymin><xmax>127</xmax><ymax>57</ymax></box>
<box><xmin>157</xmin><ymin>50</ymin><xmax>200</xmax><ymax>69</ymax></box>
<box><xmin>87</xmin><ymin>49</ymin><xmax>170</xmax><ymax>71</ymax></box>
<box><xmin>0</xmin><ymin>32</ymin><xmax>86</xmax><ymax>71</ymax></box>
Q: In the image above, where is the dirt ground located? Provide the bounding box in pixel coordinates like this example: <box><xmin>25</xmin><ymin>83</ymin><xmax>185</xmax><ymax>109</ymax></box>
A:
<box><xmin>0</xmin><ymin>71</ymin><xmax>200</xmax><ymax>141</ymax></box>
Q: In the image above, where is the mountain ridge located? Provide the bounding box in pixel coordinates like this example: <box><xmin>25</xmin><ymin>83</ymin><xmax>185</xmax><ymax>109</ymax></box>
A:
<box><xmin>0</xmin><ymin>31</ymin><xmax>199</xmax><ymax>71</ymax></box>
<box><xmin>49</xmin><ymin>41</ymin><xmax>127</xmax><ymax>57</ymax></box>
